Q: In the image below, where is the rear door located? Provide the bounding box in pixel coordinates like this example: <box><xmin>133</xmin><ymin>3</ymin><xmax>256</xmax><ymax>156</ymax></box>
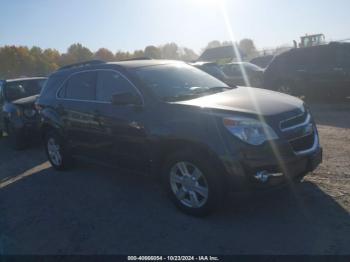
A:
<box><xmin>307</xmin><ymin>46</ymin><xmax>337</xmax><ymax>88</ymax></box>
<box><xmin>291</xmin><ymin>46</ymin><xmax>336</xmax><ymax>93</ymax></box>
<box><xmin>57</xmin><ymin>71</ymin><xmax>99</xmax><ymax>157</ymax></box>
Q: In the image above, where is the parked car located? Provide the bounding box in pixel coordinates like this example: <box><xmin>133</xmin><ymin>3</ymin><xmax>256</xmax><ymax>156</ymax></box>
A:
<box><xmin>263</xmin><ymin>42</ymin><xmax>350</xmax><ymax>99</ymax></box>
<box><xmin>250</xmin><ymin>55</ymin><xmax>274</xmax><ymax>68</ymax></box>
<box><xmin>190</xmin><ymin>62</ymin><xmax>235</xmax><ymax>86</ymax></box>
<box><xmin>221</xmin><ymin>62</ymin><xmax>264</xmax><ymax>87</ymax></box>
<box><xmin>0</xmin><ymin>77</ymin><xmax>47</xmax><ymax>148</ymax></box>
<box><xmin>37</xmin><ymin>60</ymin><xmax>322</xmax><ymax>216</ymax></box>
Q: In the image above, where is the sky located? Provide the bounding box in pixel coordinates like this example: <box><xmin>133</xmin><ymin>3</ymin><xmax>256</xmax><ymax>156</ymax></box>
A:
<box><xmin>0</xmin><ymin>0</ymin><xmax>349</xmax><ymax>54</ymax></box>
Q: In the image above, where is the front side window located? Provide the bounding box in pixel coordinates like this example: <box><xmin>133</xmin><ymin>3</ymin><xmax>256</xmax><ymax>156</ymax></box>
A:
<box><xmin>65</xmin><ymin>71</ymin><xmax>96</xmax><ymax>100</ymax></box>
<box><xmin>4</xmin><ymin>79</ymin><xmax>45</xmax><ymax>102</ymax></box>
<box><xmin>134</xmin><ymin>63</ymin><xmax>229</xmax><ymax>101</ymax></box>
<box><xmin>96</xmin><ymin>71</ymin><xmax>137</xmax><ymax>102</ymax></box>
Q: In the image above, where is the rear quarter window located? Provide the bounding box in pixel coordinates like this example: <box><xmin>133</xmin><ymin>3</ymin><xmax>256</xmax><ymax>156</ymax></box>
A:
<box><xmin>40</xmin><ymin>75</ymin><xmax>66</xmax><ymax>100</ymax></box>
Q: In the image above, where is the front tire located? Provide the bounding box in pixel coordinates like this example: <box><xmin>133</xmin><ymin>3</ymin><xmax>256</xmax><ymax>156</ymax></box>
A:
<box><xmin>44</xmin><ymin>131</ymin><xmax>73</xmax><ymax>170</ymax></box>
<box><xmin>162</xmin><ymin>151</ymin><xmax>224</xmax><ymax>216</ymax></box>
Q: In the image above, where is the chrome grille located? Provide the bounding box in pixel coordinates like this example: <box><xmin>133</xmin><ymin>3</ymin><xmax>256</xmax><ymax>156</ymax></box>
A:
<box><xmin>279</xmin><ymin>111</ymin><xmax>310</xmax><ymax>132</ymax></box>
<box><xmin>279</xmin><ymin>110</ymin><xmax>317</xmax><ymax>155</ymax></box>
<box><xmin>289</xmin><ymin>132</ymin><xmax>315</xmax><ymax>152</ymax></box>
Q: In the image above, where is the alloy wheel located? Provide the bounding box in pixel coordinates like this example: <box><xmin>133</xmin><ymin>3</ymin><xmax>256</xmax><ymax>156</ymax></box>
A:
<box><xmin>47</xmin><ymin>137</ymin><xmax>62</xmax><ymax>166</ymax></box>
<box><xmin>169</xmin><ymin>161</ymin><xmax>209</xmax><ymax>208</ymax></box>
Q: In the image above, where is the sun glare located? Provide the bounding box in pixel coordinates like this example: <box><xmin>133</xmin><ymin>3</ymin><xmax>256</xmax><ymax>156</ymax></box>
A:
<box><xmin>191</xmin><ymin>0</ymin><xmax>223</xmax><ymax>7</ymax></box>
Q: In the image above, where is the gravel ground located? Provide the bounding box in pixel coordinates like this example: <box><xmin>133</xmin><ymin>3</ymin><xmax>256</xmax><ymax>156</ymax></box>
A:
<box><xmin>0</xmin><ymin>102</ymin><xmax>349</xmax><ymax>255</ymax></box>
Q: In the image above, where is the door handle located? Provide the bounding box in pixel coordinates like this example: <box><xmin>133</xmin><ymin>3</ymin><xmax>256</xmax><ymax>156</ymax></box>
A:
<box><xmin>334</xmin><ymin>67</ymin><xmax>344</xmax><ymax>71</ymax></box>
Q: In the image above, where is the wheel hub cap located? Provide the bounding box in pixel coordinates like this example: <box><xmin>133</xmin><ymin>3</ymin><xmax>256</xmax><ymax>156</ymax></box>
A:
<box><xmin>170</xmin><ymin>161</ymin><xmax>209</xmax><ymax>208</ymax></box>
<box><xmin>47</xmin><ymin>138</ymin><xmax>62</xmax><ymax>166</ymax></box>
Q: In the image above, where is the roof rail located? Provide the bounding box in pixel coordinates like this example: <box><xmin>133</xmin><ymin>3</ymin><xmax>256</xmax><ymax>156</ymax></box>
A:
<box><xmin>120</xmin><ymin>57</ymin><xmax>152</xmax><ymax>61</ymax></box>
<box><xmin>58</xmin><ymin>60</ymin><xmax>105</xmax><ymax>71</ymax></box>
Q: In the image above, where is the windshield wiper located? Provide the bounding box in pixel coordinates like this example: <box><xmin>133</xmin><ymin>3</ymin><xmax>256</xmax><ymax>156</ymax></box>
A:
<box><xmin>163</xmin><ymin>93</ymin><xmax>203</xmax><ymax>102</ymax></box>
<box><xmin>206</xmin><ymin>86</ymin><xmax>235</xmax><ymax>93</ymax></box>
<box><xmin>163</xmin><ymin>86</ymin><xmax>234</xmax><ymax>102</ymax></box>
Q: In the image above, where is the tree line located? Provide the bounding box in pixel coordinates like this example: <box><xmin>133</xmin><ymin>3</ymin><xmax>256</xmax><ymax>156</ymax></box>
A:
<box><xmin>0</xmin><ymin>39</ymin><xmax>257</xmax><ymax>79</ymax></box>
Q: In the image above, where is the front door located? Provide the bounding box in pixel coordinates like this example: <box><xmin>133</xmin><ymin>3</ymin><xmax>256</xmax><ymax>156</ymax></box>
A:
<box><xmin>92</xmin><ymin>70</ymin><xmax>150</xmax><ymax>170</ymax></box>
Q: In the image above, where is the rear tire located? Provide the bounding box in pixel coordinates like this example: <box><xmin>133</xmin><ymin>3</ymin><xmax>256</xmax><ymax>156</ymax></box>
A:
<box><xmin>7</xmin><ymin>123</ymin><xmax>26</xmax><ymax>150</ymax></box>
<box><xmin>162</xmin><ymin>150</ymin><xmax>224</xmax><ymax>216</ymax></box>
<box><xmin>44</xmin><ymin>130</ymin><xmax>73</xmax><ymax>170</ymax></box>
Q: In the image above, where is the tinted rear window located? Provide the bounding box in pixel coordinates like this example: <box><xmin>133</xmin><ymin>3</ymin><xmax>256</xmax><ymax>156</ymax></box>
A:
<box><xmin>65</xmin><ymin>71</ymin><xmax>96</xmax><ymax>100</ymax></box>
<box><xmin>5</xmin><ymin>79</ymin><xmax>46</xmax><ymax>101</ymax></box>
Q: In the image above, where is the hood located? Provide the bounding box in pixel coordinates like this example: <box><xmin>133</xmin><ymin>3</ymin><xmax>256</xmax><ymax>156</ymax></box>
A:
<box><xmin>12</xmin><ymin>95</ymin><xmax>39</xmax><ymax>106</ymax></box>
<box><xmin>174</xmin><ymin>86</ymin><xmax>304</xmax><ymax>116</ymax></box>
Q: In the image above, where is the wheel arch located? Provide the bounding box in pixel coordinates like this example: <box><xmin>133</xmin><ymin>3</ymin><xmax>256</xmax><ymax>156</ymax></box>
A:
<box><xmin>40</xmin><ymin>108</ymin><xmax>65</xmax><ymax>139</ymax></box>
<box><xmin>152</xmin><ymin>138</ymin><xmax>229</xmax><ymax>188</ymax></box>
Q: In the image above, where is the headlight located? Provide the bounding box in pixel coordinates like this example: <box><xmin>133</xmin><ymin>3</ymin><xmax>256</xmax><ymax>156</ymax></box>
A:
<box><xmin>223</xmin><ymin>116</ymin><xmax>278</xmax><ymax>145</ymax></box>
<box><xmin>23</xmin><ymin>108</ymin><xmax>36</xmax><ymax>118</ymax></box>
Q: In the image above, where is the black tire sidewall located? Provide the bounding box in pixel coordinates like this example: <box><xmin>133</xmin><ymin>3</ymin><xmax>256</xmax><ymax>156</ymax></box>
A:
<box><xmin>8</xmin><ymin>123</ymin><xmax>25</xmax><ymax>150</ymax></box>
<box><xmin>162</xmin><ymin>150</ymin><xmax>223</xmax><ymax>216</ymax></box>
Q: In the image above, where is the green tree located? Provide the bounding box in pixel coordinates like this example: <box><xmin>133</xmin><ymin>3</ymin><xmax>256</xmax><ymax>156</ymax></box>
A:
<box><xmin>0</xmin><ymin>46</ymin><xmax>33</xmax><ymax>78</ymax></box>
<box><xmin>131</xmin><ymin>49</ymin><xmax>145</xmax><ymax>58</ymax></box>
<box><xmin>144</xmin><ymin>45</ymin><xmax>161</xmax><ymax>59</ymax></box>
<box><xmin>238</xmin><ymin>39</ymin><xmax>257</xmax><ymax>59</ymax></box>
<box><xmin>161</xmin><ymin>43</ymin><xmax>179</xmax><ymax>59</ymax></box>
<box><xmin>94</xmin><ymin>48</ymin><xmax>115</xmax><ymax>61</ymax></box>
<box><xmin>179</xmin><ymin>47</ymin><xmax>198</xmax><ymax>62</ymax></box>
<box><xmin>60</xmin><ymin>43</ymin><xmax>93</xmax><ymax>66</ymax></box>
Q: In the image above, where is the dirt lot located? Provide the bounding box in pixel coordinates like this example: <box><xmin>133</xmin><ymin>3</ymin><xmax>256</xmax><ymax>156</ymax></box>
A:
<box><xmin>0</xmin><ymin>102</ymin><xmax>349</xmax><ymax>255</ymax></box>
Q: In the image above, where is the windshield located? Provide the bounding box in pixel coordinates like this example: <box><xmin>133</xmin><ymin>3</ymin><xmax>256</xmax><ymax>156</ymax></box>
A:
<box><xmin>201</xmin><ymin>64</ymin><xmax>227</xmax><ymax>79</ymax></box>
<box><xmin>5</xmin><ymin>79</ymin><xmax>46</xmax><ymax>102</ymax></box>
<box><xmin>134</xmin><ymin>63</ymin><xmax>230</xmax><ymax>101</ymax></box>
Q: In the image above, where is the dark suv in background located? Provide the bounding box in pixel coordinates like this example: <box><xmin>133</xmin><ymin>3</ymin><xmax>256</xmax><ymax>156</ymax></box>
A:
<box><xmin>221</xmin><ymin>62</ymin><xmax>264</xmax><ymax>87</ymax></box>
<box><xmin>0</xmin><ymin>77</ymin><xmax>47</xmax><ymax>149</ymax></box>
<box><xmin>264</xmin><ymin>42</ymin><xmax>350</xmax><ymax>99</ymax></box>
<box><xmin>37</xmin><ymin>60</ymin><xmax>322</xmax><ymax>216</ymax></box>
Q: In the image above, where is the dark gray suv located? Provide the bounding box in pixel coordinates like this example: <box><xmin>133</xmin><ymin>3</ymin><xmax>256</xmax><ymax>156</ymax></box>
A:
<box><xmin>37</xmin><ymin>60</ymin><xmax>322</xmax><ymax>216</ymax></box>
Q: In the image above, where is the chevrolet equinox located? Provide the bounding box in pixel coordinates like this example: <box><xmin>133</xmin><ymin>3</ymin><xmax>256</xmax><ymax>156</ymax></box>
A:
<box><xmin>37</xmin><ymin>60</ymin><xmax>322</xmax><ymax>216</ymax></box>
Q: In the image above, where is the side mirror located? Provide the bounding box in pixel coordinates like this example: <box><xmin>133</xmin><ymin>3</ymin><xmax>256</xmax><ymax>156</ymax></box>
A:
<box><xmin>111</xmin><ymin>92</ymin><xmax>142</xmax><ymax>106</ymax></box>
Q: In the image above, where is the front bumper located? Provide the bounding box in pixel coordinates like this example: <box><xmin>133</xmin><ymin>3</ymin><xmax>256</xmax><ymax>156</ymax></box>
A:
<box><xmin>13</xmin><ymin>118</ymin><xmax>41</xmax><ymax>139</ymax></box>
<box><xmin>220</xmin><ymin>135</ymin><xmax>323</xmax><ymax>191</ymax></box>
